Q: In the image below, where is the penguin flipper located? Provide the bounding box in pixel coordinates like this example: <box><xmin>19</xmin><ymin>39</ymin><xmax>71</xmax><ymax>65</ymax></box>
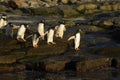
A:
<box><xmin>55</xmin><ymin>25</ymin><xmax>59</xmax><ymax>30</ymax></box>
<box><xmin>68</xmin><ymin>36</ymin><xmax>75</xmax><ymax>41</ymax></box>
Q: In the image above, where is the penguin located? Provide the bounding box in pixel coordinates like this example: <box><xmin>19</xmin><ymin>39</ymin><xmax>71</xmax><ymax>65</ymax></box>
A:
<box><xmin>37</xmin><ymin>20</ymin><xmax>45</xmax><ymax>40</ymax></box>
<box><xmin>68</xmin><ymin>29</ymin><xmax>82</xmax><ymax>51</ymax></box>
<box><xmin>55</xmin><ymin>21</ymin><xmax>66</xmax><ymax>39</ymax></box>
<box><xmin>46</xmin><ymin>27</ymin><xmax>56</xmax><ymax>45</ymax></box>
<box><xmin>0</xmin><ymin>15</ymin><xmax>7</xmax><ymax>29</ymax></box>
<box><xmin>32</xmin><ymin>32</ymin><xmax>40</xmax><ymax>48</ymax></box>
<box><xmin>17</xmin><ymin>24</ymin><xmax>29</xmax><ymax>42</ymax></box>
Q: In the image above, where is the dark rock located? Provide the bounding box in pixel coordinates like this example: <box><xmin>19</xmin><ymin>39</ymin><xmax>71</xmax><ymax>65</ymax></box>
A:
<box><xmin>58</xmin><ymin>5</ymin><xmax>79</xmax><ymax>18</ymax></box>
<box><xmin>76</xmin><ymin>58</ymin><xmax>110</xmax><ymax>72</ymax></box>
<box><xmin>0</xmin><ymin>64</ymin><xmax>25</xmax><ymax>73</ymax></box>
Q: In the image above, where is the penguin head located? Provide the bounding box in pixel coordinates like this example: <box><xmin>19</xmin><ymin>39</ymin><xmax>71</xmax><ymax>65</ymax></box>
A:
<box><xmin>59</xmin><ymin>20</ymin><xmax>65</xmax><ymax>24</ymax></box>
<box><xmin>40</xmin><ymin>19</ymin><xmax>45</xmax><ymax>23</ymax></box>
<box><xmin>76</xmin><ymin>29</ymin><xmax>82</xmax><ymax>33</ymax></box>
<box><xmin>1</xmin><ymin>14</ymin><xmax>7</xmax><ymax>19</ymax></box>
<box><xmin>76</xmin><ymin>23</ymin><xmax>80</xmax><ymax>26</ymax></box>
<box><xmin>8</xmin><ymin>23</ymin><xmax>14</xmax><ymax>27</ymax></box>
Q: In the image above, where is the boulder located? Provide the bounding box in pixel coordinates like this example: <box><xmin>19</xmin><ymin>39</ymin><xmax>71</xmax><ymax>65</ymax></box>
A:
<box><xmin>58</xmin><ymin>5</ymin><xmax>79</xmax><ymax>18</ymax></box>
<box><xmin>61</xmin><ymin>0</ymin><xmax>68</xmax><ymax>4</ymax></box>
<box><xmin>44</xmin><ymin>60</ymin><xmax>68</xmax><ymax>72</ymax></box>
<box><xmin>0</xmin><ymin>64</ymin><xmax>25</xmax><ymax>73</ymax></box>
<box><xmin>12</xmin><ymin>0</ymin><xmax>29</xmax><ymax>8</ymax></box>
<box><xmin>90</xmin><ymin>46</ymin><xmax>120</xmax><ymax>57</ymax></box>
<box><xmin>100</xmin><ymin>4</ymin><xmax>112</xmax><ymax>11</ymax></box>
<box><xmin>77</xmin><ymin>58</ymin><xmax>110</xmax><ymax>72</ymax></box>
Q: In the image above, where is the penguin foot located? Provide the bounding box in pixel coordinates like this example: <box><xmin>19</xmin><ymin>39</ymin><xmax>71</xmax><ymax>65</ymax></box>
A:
<box><xmin>47</xmin><ymin>42</ymin><xmax>56</xmax><ymax>45</ymax></box>
<box><xmin>22</xmin><ymin>39</ymin><xmax>26</xmax><ymax>42</ymax></box>
<box><xmin>17</xmin><ymin>38</ymin><xmax>26</xmax><ymax>42</ymax></box>
<box><xmin>47</xmin><ymin>42</ymin><xmax>51</xmax><ymax>45</ymax></box>
<box><xmin>75</xmin><ymin>48</ymin><xmax>80</xmax><ymax>51</ymax></box>
<box><xmin>51</xmin><ymin>42</ymin><xmax>56</xmax><ymax>44</ymax></box>
<box><xmin>33</xmin><ymin>45</ymin><xmax>38</xmax><ymax>48</ymax></box>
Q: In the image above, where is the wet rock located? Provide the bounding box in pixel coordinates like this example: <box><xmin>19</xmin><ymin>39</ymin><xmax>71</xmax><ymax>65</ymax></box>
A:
<box><xmin>76</xmin><ymin>58</ymin><xmax>110</xmax><ymax>72</ymax></box>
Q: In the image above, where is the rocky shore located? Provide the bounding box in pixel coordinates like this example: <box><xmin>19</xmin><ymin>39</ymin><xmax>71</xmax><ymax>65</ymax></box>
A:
<box><xmin>0</xmin><ymin>0</ymin><xmax>120</xmax><ymax>74</ymax></box>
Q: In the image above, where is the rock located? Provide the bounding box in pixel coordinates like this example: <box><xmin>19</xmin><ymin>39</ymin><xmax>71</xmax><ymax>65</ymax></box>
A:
<box><xmin>32</xmin><ymin>7</ymin><xmax>59</xmax><ymax>15</ymax></box>
<box><xmin>90</xmin><ymin>46</ymin><xmax>120</xmax><ymax>57</ymax></box>
<box><xmin>61</xmin><ymin>0</ymin><xmax>68</xmax><ymax>4</ymax></box>
<box><xmin>100</xmin><ymin>4</ymin><xmax>112</xmax><ymax>11</ymax></box>
<box><xmin>110</xmin><ymin>28</ymin><xmax>120</xmax><ymax>42</ymax></box>
<box><xmin>77</xmin><ymin>3</ymin><xmax>98</xmax><ymax>14</ymax></box>
<box><xmin>0</xmin><ymin>64</ymin><xmax>25</xmax><ymax>73</ymax></box>
<box><xmin>69</xmin><ymin>0</ymin><xmax>77</xmax><ymax>4</ymax></box>
<box><xmin>58</xmin><ymin>5</ymin><xmax>79</xmax><ymax>18</ymax></box>
<box><xmin>112</xmin><ymin>3</ymin><xmax>119</xmax><ymax>11</ymax></box>
<box><xmin>77</xmin><ymin>4</ymin><xmax>85</xmax><ymax>11</ymax></box>
<box><xmin>84</xmin><ymin>3</ymin><xmax>97</xmax><ymax>10</ymax></box>
<box><xmin>103</xmin><ymin>19</ymin><xmax>113</xmax><ymax>26</ymax></box>
<box><xmin>65</xmin><ymin>21</ymin><xmax>76</xmax><ymax>27</ymax></box>
<box><xmin>0</xmin><ymin>5</ymin><xmax>8</xmax><ymax>12</ymax></box>
<box><xmin>76</xmin><ymin>58</ymin><xmax>110</xmax><ymax>72</ymax></box>
<box><xmin>44</xmin><ymin>60</ymin><xmax>68</xmax><ymax>72</ymax></box>
<box><xmin>78</xmin><ymin>25</ymin><xmax>103</xmax><ymax>33</ymax></box>
<box><xmin>12</xmin><ymin>0</ymin><xmax>29</xmax><ymax>8</ymax></box>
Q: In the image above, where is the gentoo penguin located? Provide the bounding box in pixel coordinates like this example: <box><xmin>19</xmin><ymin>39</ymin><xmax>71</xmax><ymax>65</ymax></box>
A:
<box><xmin>0</xmin><ymin>14</ymin><xmax>7</xmax><ymax>29</ymax></box>
<box><xmin>17</xmin><ymin>24</ymin><xmax>29</xmax><ymax>42</ymax></box>
<box><xmin>68</xmin><ymin>29</ymin><xmax>82</xmax><ymax>51</ymax></box>
<box><xmin>32</xmin><ymin>32</ymin><xmax>40</xmax><ymax>48</ymax></box>
<box><xmin>46</xmin><ymin>27</ymin><xmax>56</xmax><ymax>45</ymax></box>
<box><xmin>55</xmin><ymin>21</ymin><xmax>66</xmax><ymax>39</ymax></box>
<box><xmin>37</xmin><ymin>20</ymin><xmax>45</xmax><ymax>40</ymax></box>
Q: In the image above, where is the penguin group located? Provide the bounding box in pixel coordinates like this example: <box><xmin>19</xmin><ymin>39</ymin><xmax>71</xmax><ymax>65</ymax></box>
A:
<box><xmin>0</xmin><ymin>14</ymin><xmax>82</xmax><ymax>51</ymax></box>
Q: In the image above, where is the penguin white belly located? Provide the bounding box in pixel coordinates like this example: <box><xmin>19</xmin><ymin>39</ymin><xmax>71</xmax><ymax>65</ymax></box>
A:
<box><xmin>38</xmin><ymin>23</ymin><xmax>44</xmax><ymax>36</ymax></box>
<box><xmin>74</xmin><ymin>33</ymin><xmax>80</xmax><ymax>49</ymax></box>
<box><xmin>47</xmin><ymin>29</ymin><xmax>54</xmax><ymax>43</ymax></box>
<box><xmin>17</xmin><ymin>26</ymin><xmax>26</xmax><ymax>39</ymax></box>
<box><xmin>56</xmin><ymin>25</ymin><xmax>65</xmax><ymax>38</ymax></box>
